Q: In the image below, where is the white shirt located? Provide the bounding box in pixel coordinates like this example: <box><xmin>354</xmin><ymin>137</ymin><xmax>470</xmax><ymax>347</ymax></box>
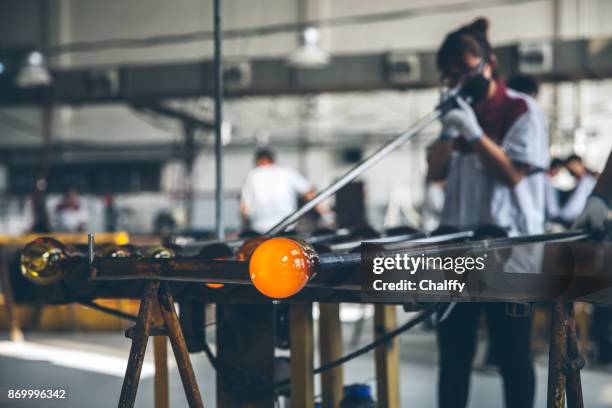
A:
<box><xmin>545</xmin><ymin>176</ymin><xmax>561</xmax><ymax>220</ymax></box>
<box><xmin>421</xmin><ymin>182</ymin><xmax>445</xmax><ymax>232</ymax></box>
<box><xmin>440</xmin><ymin>90</ymin><xmax>549</xmax><ymax>237</ymax></box>
<box><xmin>559</xmin><ymin>174</ymin><xmax>597</xmax><ymax>224</ymax></box>
<box><xmin>241</xmin><ymin>164</ymin><xmax>311</xmax><ymax>233</ymax></box>
<box><xmin>55</xmin><ymin>201</ymin><xmax>89</xmax><ymax>232</ymax></box>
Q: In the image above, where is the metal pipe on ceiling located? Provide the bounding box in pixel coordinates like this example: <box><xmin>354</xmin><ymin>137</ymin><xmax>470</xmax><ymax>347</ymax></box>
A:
<box><xmin>213</xmin><ymin>0</ymin><xmax>225</xmax><ymax>240</ymax></box>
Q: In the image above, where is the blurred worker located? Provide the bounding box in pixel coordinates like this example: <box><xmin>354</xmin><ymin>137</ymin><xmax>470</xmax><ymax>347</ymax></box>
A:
<box><xmin>54</xmin><ymin>185</ymin><xmax>88</xmax><ymax>233</ymax></box>
<box><xmin>545</xmin><ymin>158</ymin><xmax>564</xmax><ymax>220</ymax></box>
<box><xmin>573</xmin><ymin>151</ymin><xmax>611</xmax><ymax>232</ymax></box>
<box><xmin>559</xmin><ymin>154</ymin><xmax>597</xmax><ymax>225</ymax></box>
<box><xmin>240</xmin><ymin>148</ymin><xmax>321</xmax><ymax>234</ymax></box>
<box><xmin>427</xmin><ymin>18</ymin><xmax>548</xmax><ymax>408</ymax></box>
<box><xmin>30</xmin><ymin>188</ymin><xmax>51</xmax><ymax>233</ymax></box>
<box><xmin>422</xmin><ymin>181</ymin><xmax>446</xmax><ymax>231</ymax></box>
<box><xmin>103</xmin><ymin>193</ymin><xmax>119</xmax><ymax>232</ymax></box>
<box><xmin>507</xmin><ymin>74</ymin><xmax>539</xmax><ymax>98</ymax></box>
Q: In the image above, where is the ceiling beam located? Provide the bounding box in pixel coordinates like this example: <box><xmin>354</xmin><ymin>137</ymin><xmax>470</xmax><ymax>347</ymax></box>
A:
<box><xmin>0</xmin><ymin>37</ymin><xmax>611</xmax><ymax>106</ymax></box>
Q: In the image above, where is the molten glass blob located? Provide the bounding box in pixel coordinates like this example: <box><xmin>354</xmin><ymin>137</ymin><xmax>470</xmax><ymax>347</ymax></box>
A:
<box><xmin>235</xmin><ymin>236</ymin><xmax>269</xmax><ymax>262</ymax></box>
<box><xmin>249</xmin><ymin>237</ymin><xmax>318</xmax><ymax>298</ymax></box>
<box><xmin>20</xmin><ymin>237</ymin><xmax>69</xmax><ymax>285</ymax></box>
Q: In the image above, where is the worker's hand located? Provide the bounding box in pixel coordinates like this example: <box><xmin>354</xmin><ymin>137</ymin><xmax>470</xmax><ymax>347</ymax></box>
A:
<box><xmin>573</xmin><ymin>194</ymin><xmax>610</xmax><ymax>232</ymax></box>
<box><xmin>440</xmin><ymin>97</ymin><xmax>483</xmax><ymax>143</ymax></box>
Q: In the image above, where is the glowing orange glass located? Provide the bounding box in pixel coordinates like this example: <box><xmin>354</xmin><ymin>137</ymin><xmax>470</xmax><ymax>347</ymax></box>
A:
<box><xmin>248</xmin><ymin>237</ymin><xmax>318</xmax><ymax>298</ymax></box>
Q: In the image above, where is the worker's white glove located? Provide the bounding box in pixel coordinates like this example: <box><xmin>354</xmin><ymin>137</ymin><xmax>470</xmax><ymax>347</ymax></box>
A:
<box><xmin>440</xmin><ymin>97</ymin><xmax>483</xmax><ymax>143</ymax></box>
<box><xmin>573</xmin><ymin>194</ymin><xmax>610</xmax><ymax>232</ymax></box>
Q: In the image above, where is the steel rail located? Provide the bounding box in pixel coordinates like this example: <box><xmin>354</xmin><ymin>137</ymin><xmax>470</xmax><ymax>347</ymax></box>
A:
<box><xmin>91</xmin><ymin>230</ymin><xmax>592</xmax><ymax>286</ymax></box>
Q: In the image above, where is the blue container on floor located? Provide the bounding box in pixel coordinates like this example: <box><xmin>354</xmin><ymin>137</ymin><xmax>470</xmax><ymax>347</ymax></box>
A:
<box><xmin>339</xmin><ymin>383</ymin><xmax>376</xmax><ymax>408</ymax></box>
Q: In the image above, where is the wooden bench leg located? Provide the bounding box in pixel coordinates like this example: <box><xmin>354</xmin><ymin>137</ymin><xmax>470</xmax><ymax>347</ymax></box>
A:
<box><xmin>319</xmin><ymin>303</ymin><xmax>343</xmax><ymax>408</ymax></box>
<box><xmin>153</xmin><ymin>304</ymin><xmax>169</xmax><ymax>408</ymax></box>
<box><xmin>157</xmin><ymin>283</ymin><xmax>204</xmax><ymax>408</ymax></box>
<box><xmin>119</xmin><ymin>282</ymin><xmax>204</xmax><ymax>408</ymax></box>
<box><xmin>0</xmin><ymin>248</ymin><xmax>24</xmax><ymax>342</ymax></box>
<box><xmin>290</xmin><ymin>302</ymin><xmax>314</xmax><ymax>408</ymax></box>
<box><xmin>547</xmin><ymin>302</ymin><xmax>568</xmax><ymax>408</ymax></box>
<box><xmin>119</xmin><ymin>282</ymin><xmax>157</xmax><ymax>408</ymax></box>
<box><xmin>374</xmin><ymin>305</ymin><xmax>400</xmax><ymax>408</ymax></box>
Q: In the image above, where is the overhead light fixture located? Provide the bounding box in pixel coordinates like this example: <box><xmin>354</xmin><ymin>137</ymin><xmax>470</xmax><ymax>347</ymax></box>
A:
<box><xmin>287</xmin><ymin>27</ymin><xmax>329</xmax><ymax>69</ymax></box>
<box><xmin>15</xmin><ymin>50</ymin><xmax>52</xmax><ymax>88</ymax></box>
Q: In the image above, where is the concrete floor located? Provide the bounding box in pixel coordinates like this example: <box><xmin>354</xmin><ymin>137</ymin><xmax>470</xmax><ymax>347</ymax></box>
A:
<box><xmin>0</xmin><ymin>319</ymin><xmax>611</xmax><ymax>408</ymax></box>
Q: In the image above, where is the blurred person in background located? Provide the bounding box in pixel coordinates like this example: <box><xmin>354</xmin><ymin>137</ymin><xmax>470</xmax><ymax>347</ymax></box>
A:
<box><xmin>559</xmin><ymin>154</ymin><xmax>597</xmax><ymax>225</ymax></box>
<box><xmin>573</xmin><ymin>151</ymin><xmax>611</xmax><ymax>232</ymax></box>
<box><xmin>544</xmin><ymin>158</ymin><xmax>565</xmax><ymax>221</ymax></box>
<box><xmin>30</xmin><ymin>189</ymin><xmax>51</xmax><ymax>233</ymax></box>
<box><xmin>54</xmin><ymin>185</ymin><xmax>88</xmax><ymax>233</ymax></box>
<box><xmin>428</xmin><ymin>17</ymin><xmax>549</xmax><ymax>408</ymax></box>
<box><xmin>240</xmin><ymin>148</ymin><xmax>325</xmax><ymax>234</ymax></box>
<box><xmin>103</xmin><ymin>193</ymin><xmax>119</xmax><ymax>232</ymax></box>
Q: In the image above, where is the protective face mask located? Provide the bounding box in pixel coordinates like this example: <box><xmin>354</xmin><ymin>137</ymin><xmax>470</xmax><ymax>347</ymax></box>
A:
<box><xmin>460</xmin><ymin>74</ymin><xmax>490</xmax><ymax>105</ymax></box>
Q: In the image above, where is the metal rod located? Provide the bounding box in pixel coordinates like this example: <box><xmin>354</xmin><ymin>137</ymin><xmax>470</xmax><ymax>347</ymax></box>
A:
<box><xmin>328</xmin><ymin>230</ymin><xmax>474</xmax><ymax>252</ymax></box>
<box><xmin>91</xmin><ymin>230</ymin><xmax>591</xmax><ymax>286</ymax></box>
<box><xmin>88</xmin><ymin>233</ymin><xmax>95</xmax><ymax>265</ymax></box>
<box><xmin>213</xmin><ymin>0</ymin><xmax>225</xmax><ymax>239</ymax></box>
<box><xmin>176</xmin><ymin>227</ymin><xmax>352</xmax><ymax>252</ymax></box>
<box><xmin>266</xmin><ymin>109</ymin><xmax>443</xmax><ymax>235</ymax></box>
<box><xmin>184</xmin><ymin>123</ymin><xmax>196</xmax><ymax>228</ymax></box>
